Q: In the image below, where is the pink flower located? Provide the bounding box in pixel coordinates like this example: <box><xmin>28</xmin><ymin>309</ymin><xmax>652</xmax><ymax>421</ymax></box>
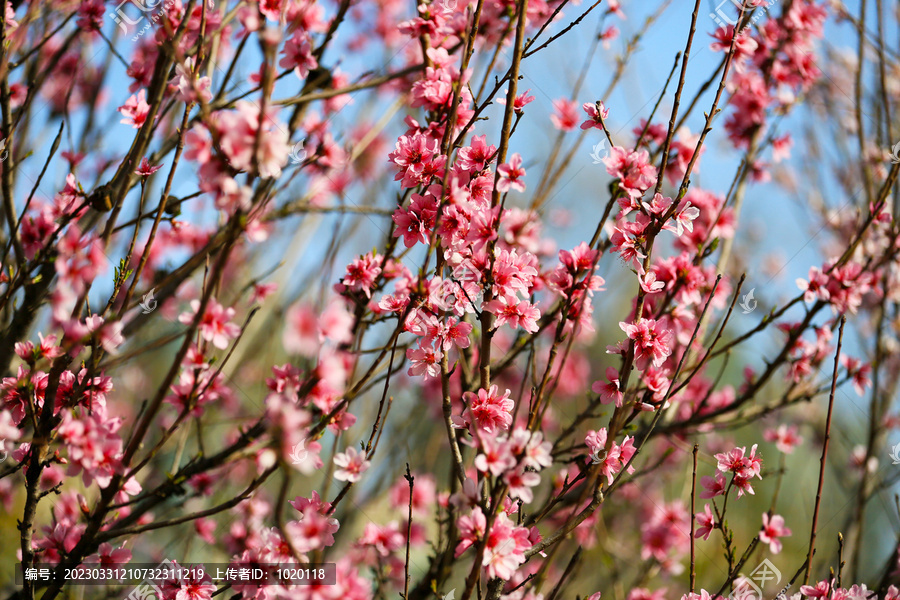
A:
<box><xmin>76</xmin><ymin>0</ymin><xmax>105</xmax><ymax>30</ymax></box>
<box><xmin>603</xmin><ymin>146</ymin><xmax>658</xmax><ymax>199</ymax></box>
<box><xmin>628</xmin><ymin>589</ymin><xmax>666</xmax><ymax>600</ymax></box>
<box><xmin>585</xmin><ymin>428</ymin><xmax>635</xmax><ymax>484</ymax></box>
<box><xmin>392</xmin><ymin>192</ymin><xmax>439</xmax><ymax>248</ymax></box>
<box><xmin>550</xmin><ymin>98</ymin><xmax>579</xmax><ymax>131</ymax></box>
<box><xmin>592</xmin><ymin>367</ymin><xmax>623</xmax><ymax>407</ymax></box>
<box><xmin>60</xmin><ymin>151</ymin><xmax>84</xmax><ymax>167</ymax></box>
<box><xmin>118</xmin><ymin>90</ymin><xmax>151</xmax><ymax>129</ymax></box>
<box><xmin>178</xmin><ymin>299</ymin><xmax>241</xmax><ymax>350</ymax></box>
<box><xmin>54</xmin><ymin>175</ymin><xmax>82</xmax><ymax>214</ymax></box>
<box><xmin>842</xmin><ymin>355</ymin><xmax>872</xmax><ymax>396</ymax></box>
<box><xmin>388</xmin><ymin>133</ymin><xmax>444</xmax><ymax>189</ymax></box>
<box><xmin>161</xmin><ymin>565</ymin><xmax>216</xmax><ymax>600</ymax></box>
<box><xmin>641</xmin><ymin>500</ymin><xmax>690</xmax><ymax>562</ymax></box>
<box><xmin>358</xmin><ymin>521</ymin><xmax>405</xmax><ymax>556</ymax></box>
<box><xmin>454</xmin><ymin>385</ymin><xmax>515</xmax><ymax>434</ymax></box>
<box><xmin>485</xmin><ymin>297</ymin><xmax>540</xmax><ymax>332</ymax></box>
<box><xmin>667</xmin><ymin>202</ymin><xmax>701</xmax><ymax>236</ymax></box>
<box><xmin>481</xmin><ymin>512</ymin><xmax>530</xmax><ymax>580</ymax></box>
<box><xmin>796</xmin><ymin>266</ymin><xmax>830</xmax><ymax>303</ymax></box>
<box><xmin>333</xmin><ymin>446</ymin><xmax>370</xmax><ymax>482</ymax></box>
<box><xmin>169</xmin><ymin>58</ymin><xmax>213</xmax><ymax>103</ymax></box>
<box><xmin>411</xmin><ymin>66</ymin><xmax>454</xmax><ymax>109</ymax></box>
<box><xmin>35</xmin><ymin>522</ymin><xmax>86</xmax><ymax>563</ymax></box>
<box><xmin>286</xmin><ymin>504</ymin><xmax>340</xmax><ymax>553</ymax></box>
<box><xmin>694</xmin><ymin>504</ymin><xmax>715</xmax><ymax>540</ymax></box>
<box><xmin>54</xmin><ymin>228</ymin><xmax>107</xmax><ymax>294</ymax></box>
<box><xmin>389</xmin><ymin>473</ymin><xmax>436</xmax><ymax>515</ymax></box>
<box><xmin>457</xmin><ymin>135</ymin><xmax>497</xmax><ymax>172</ymax></box>
<box><xmin>491</xmin><ymin>248</ymin><xmax>539</xmax><ymax>300</ymax></box>
<box><xmin>800</xmin><ymin>581</ymin><xmax>832</xmax><ymax>599</ymax></box>
<box><xmin>455</xmin><ymin>506</ymin><xmax>487</xmax><ymax>556</ymax></box>
<box><xmin>406</xmin><ymin>345</ymin><xmax>442</xmax><ymax>378</ymax></box>
<box><xmin>251</xmin><ymin>282</ymin><xmax>278</xmax><ymax>304</ymax></box>
<box><xmin>504</xmin><ymin>465</ymin><xmax>541</xmax><ymax>503</ymax></box>
<box><xmin>474</xmin><ymin>436</ymin><xmax>516</xmax><ymax>477</ymax></box>
<box><xmin>21</xmin><ymin>209</ymin><xmax>57</xmax><ymax>259</ymax></box>
<box><xmin>279</xmin><ymin>30</ymin><xmax>319</xmax><ymax>80</ymax></box>
<box><xmin>215</xmin><ymin>101</ymin><xmax>291</xmax><ymax>179</ymax></box>
<box><xmin>0</xmin><ymin>410</ymin><xmax>21</xmax><ymax>445</ymax></box>
<box><xmin>772</xmin><ymin>134</ymin><xmax>792</xmax><ymax>162</ymax></box>
<box><xmin>825</xmin><ymin>260</ymin><xmax>875</xmax><ymax>314</ymax></box>
<box><xmin>619</xmin><ymin>318</ymin><xmax>673</xmax><ymax>370</ymax></box>
<box><xmin>606</xmin><ymin>0</ymin><xmax>625</xmax><ymax>18</ymax></box>
<box><xmin>759</xmin><ymin>513</ymin><xmax>791</xmax><ymax>553</ymax></box>
<box><xmin>764</xmin><ymin>424</ymin><xmax>803</xmax><ymax>454</ymax></box>
<box><xmin>338</xmin><ymin>253</ymin><xmax>382</xmax><ymax>298</ymax></box>
<box><xmin>283</xmin><ymin>303</ymin><xmax>319</xmax><ymax>356</ymax></box>
<box><xmin>85</xmin><ymin>315</ymin><xmax>125</xmax><ymax>355</ymax></box>
<box><xmin>709</xmin><ymin>25</ymin><xmax>758</xmax><ymax>62</ymax></box>
<box><xmin>496</xmin><ymin>153</ymin><xmax>526</xmax><ymax>193</ymax></box>
<box><xmin>83</xmin><ymin>542</ymin><xmax>131</xmax><ymax>567</ymax></box>
<box><xmin>184</xmin><ymin>125</ymin><xmax>213</xmax><ymax>164</ymax></box>
<box><xmin>497</xmin><ymin>88</ymin><xmax>535</xmax><ymax>114</ymax></box>
<box><xmin>714</xmin><ymin>444</ymin><xmax>763</xmax><ymax>498</ymax></box>
<box><xmin>599</xmin><ymin>25</ymin><xmax>619</xmax><ymax>48</ymax></box>
<box><xmin>134</xmin><ymin>157</ymin><xmax>162</xmax><ymax>177</ymax></box>
<box><xmin>714</xmin><ymin>444</ymin><xmax>762</xmax><ymax>480</ymax></box>
<box><xmin>57</xmin><ymin>410</ymin><xmax>124</xmax><ymax>488</ymax></box>
<box><xmin>731</xmin><ymin>475</ymin><xmax>757</xmax><ymax>497</ymax></box>
<box><xmin>580</xmin><ymin>101</ymin><xmax>609</xmax><ymax>130</ymax></box>
<box><xmin>558</xmin><ymin>240</ymin><xmax>600</xmax><ymax>273</ymax></box>
<box><xmin>700</xmin><ymin>472</ymin><xmax>726</xmax><ymax>498</ymax></box>
<box><xmin>442</xmin><ymin>319</ymin><xmax>473</xmax><ymax>351</ymax></box>
<box><xmin>318</xmin><ymin>299</ymin><xmax>355</xmax><ymax>345</ymax></box>
<box><xmin>510</xmin><ymin>428</ymin><xmax>553</xmax><ymax>470</ymax></box>
<box><xmin>639</xmin><ymin>271</ymin><xmax>666</xmax><ymax>294</ymax></box>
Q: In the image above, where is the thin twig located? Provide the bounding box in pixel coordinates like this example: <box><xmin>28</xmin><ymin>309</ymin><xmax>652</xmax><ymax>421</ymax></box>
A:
<box><xmin>804</xmin><ymin>316</ymin><xmax>846</xmax><ymax>584</ymax></box>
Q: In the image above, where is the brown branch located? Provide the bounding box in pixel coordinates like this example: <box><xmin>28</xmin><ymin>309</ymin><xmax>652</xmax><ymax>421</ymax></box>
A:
<box><xmin>690</xmin><ymin>442</ymin><xmax>699</xmax><ymax>593</ymax></box>
<box><xmin>402</xmin><ymin>464</ymin><xmax>414</xmax><ymax>600</ymax></box>
<box><xmin>96</xmin><ymin>465</ymin><xmax>276</xmax><ymax>541</ymax></box>
<box><xmin>804</xmin><ymin>316</ymin><xmax>846</xmax><ymax>584</ymax></box>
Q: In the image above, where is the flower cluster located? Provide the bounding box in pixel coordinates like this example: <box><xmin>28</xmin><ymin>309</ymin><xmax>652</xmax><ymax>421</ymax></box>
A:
<box><xmin>3</xmin><ymin>0</ymin><xmax>900</xmax><ymax>598</ymax></box>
